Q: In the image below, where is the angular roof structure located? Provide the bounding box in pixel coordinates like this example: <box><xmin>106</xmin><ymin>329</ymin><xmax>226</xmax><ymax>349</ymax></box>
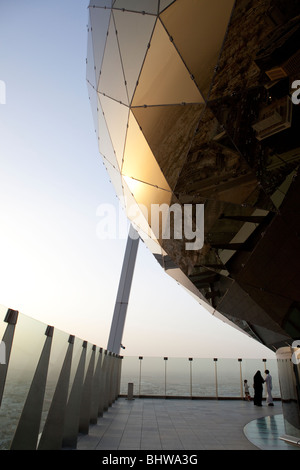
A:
<box><xmin>87</xmin><ymin>0</ymin><xmax>300</xmax><ymax>351</ymax></box>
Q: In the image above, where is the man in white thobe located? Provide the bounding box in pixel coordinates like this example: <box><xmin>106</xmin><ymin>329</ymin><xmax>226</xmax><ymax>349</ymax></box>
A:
<box><xmin>265</xmin><ymin>370</ymin><xmax>274</xmax><ymax>406</ymax></box>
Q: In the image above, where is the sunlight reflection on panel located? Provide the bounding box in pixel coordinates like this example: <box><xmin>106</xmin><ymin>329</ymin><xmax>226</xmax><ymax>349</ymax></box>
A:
<box><xmin>122</xmin><ymin>111</ymin><xmax>171</xmax><ymax>191</ymax></box>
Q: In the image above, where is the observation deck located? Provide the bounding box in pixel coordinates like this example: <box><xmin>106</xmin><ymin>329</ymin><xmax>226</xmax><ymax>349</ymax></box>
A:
<box><xmin>77</xmin><ymin>397</ymin><xmax>295</xmax><ymax>451</ymax></box>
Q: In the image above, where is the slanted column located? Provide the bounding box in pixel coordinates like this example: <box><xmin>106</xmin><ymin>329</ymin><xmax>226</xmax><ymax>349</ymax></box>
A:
<box><xmin>10</xmin><ymin>326</ymin><xmax>54</xmax><ymax>450</ymax></box>
<box><xmin>37</xmin><ymin>335</ymin><xmax>75</xmax><ymax>450</ymax></box>
<box><xmin>90</xmin><ymin>347</ymin><xmax>103</xmax><ymax>424</ymax></box>
<box><xmin>102</xmin><ymin>351</ymin><xmax>111</xmax><ymax>412</ymax></box>
<box><xmin>98</xmin><ymin>350</ymin><xmax>108</xmax><ymax>417</ymax></box>
<box><xmin>62</xmin><ymin>340</ymin><xmax>87</xmax><ymax>449</ymax></box>
<box><xmin>78</xmin><ymin>344</ymin><xmax>96</xmax><ymax>435</ymax></box>
<box><xmin>214</xmin><ymin>358</ymin><xmax>218</xmax><ymax>399</ymax></box>
<box><xmin>0</xmin><ymin>309</ymin><xmax>18</xmax><ymax>407</ymax></box>
<box><xmin>110</xmin><ymin>353</ymin><xmax>117</xmax><ymax>405</ymax></box>
<box><xmin>106</xmin><ymin>352</ymin><xmax>114</xmax><ymax>408</ymax></box>
<box><xmin>107</xmin><ymin>225</ymin><xmax>139</xmax><ymax>355</ymax></box>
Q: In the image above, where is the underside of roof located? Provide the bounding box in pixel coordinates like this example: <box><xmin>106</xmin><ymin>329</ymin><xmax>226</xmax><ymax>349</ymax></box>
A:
<box><xmin>87</xmin><ymin>0</ymin><xmax>300</xmax><ymax>351</ymax></box>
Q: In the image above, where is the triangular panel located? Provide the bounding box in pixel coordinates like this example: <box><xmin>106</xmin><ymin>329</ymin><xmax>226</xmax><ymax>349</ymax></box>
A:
<box><xmin>98</xmin><ymin>15</ymin><xmax>129</xmax><ymax>105</ymax></box>
<box><xmin>159</xmin><ymin>0</ymin><xmax>175</xmax><ymax>13</ymax></box>
<box><xmin>89</xmin><ymin>7</ymin><xmax>111</xmax><ymax>89</ymax></box>
<box><xmin>97</xmin><ymin>95</ymin><xmax>121</xmax><ymax>171</ymax></box>
<box><xmin>99</xmin><ymin>94</ymin><xmax>129</xmax><ymax>168</ymax></box>
<box><xmin>122</xmin><ymin>175</ymin><xmax>172</xmax><ymax>240</ymax></box>
<box><xmin>87</xmin><ymin>82</ymin><xmax>100</xmax><ymax>140</ymax></box>
<box><xmin>86</xmin><ymin>15</ymin><xmax>97</xmax><ymax>89</ymax></box>
<box><xmin>113</xmin><ymin>9</ymin><xmax>156</xmax><ymax>104</ymax></box>
<box><xmin>132</xmin><ymin>103</ymin><xmax>204</xmax><ymax>190</ymax></box>
<box><xmin>113</xmin><ymin>0</ymin><xmax>159</xmax><ymax>14</ymax></box>
<box><xmin>132</xmin><ymin>19</ymin><xmax>203</xmax><ymax>106</ymax></box>
<box><xmin>103</xmin><ymin>158</ymin><xmax>124</xmax><ymax>203</ymax></box>
<box><xmin>160</xmin><ymin>0</ymin><xmax>235</xmax><ymax>99</ymax></box>
<box><xmin>121</xmin><ymin>176</ymin><xmax>155</xmax><ymax>239</ymax></box>
<box><xmin>122</xmin><ymin>111</ymin><xmax>171</xmax><ymax>191</ymax></box>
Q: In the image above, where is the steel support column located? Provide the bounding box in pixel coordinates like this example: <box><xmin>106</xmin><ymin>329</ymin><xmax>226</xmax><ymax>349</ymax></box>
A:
<box><xmin>107</xmin><ymin>225</ymin><xmax>139</xmax><ymax>355</ymax></box>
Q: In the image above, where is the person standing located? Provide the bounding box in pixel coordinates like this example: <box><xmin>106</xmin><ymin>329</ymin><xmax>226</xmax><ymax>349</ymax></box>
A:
<box><xmin>253</xmin><ymin>371</ymin><xmax>264</xmax><ymax>406</ymax></box>
<box><xmin>244</xmin><ymin>379</ymin><xmax>251</xmax><ymax>401</ymax></box>
<box><xmin>265</xmin><ymin>370</ymin><xmax>274</xmax><ymax>406</ymax></box>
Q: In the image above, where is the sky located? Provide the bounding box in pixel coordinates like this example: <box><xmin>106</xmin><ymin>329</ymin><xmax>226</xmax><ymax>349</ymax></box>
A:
<box><xmin>0</xmin><ymin>0</ymin><xmax>276</xmax><ymax>360</ymax></box>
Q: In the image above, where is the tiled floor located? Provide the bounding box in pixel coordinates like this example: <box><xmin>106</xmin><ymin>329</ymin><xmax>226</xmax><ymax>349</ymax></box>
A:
<box><xmin>76</xmin><ymin>398</ymin><xmax>299</xmax><ymax>451</ymax></box>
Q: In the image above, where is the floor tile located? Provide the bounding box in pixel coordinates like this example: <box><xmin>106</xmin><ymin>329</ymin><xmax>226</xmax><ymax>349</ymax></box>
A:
<box><xmin>76</xmin><ymin>398</ymin><xmax>299</xmax><ymax>451</ymax></box>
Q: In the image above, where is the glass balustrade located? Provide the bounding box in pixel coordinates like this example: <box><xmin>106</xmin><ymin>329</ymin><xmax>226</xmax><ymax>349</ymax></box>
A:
<box><xmin>0</xmin><ymin>303</ymin><xmax>282</xmax><ymax>450</ymax></box>
<box><xmin>120</xmin><ymin>356</ymin><xmax>281</xmax><ymax>399</ymax></box>
<box><xmin>0</xmin><ymin>305</ymin><xmax>121</xmax><ymax>450</ymax></box>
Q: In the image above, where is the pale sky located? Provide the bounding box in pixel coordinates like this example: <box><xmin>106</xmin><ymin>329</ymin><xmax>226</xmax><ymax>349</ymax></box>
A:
<box><xmin>0</xmin><ymin>0</ymin><xmax>275</xmax><ymax>359</ymax></box>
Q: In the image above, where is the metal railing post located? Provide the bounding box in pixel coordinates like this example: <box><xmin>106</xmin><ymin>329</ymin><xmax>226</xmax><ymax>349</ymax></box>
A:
<box><xmin>238</xmin><ymin>358</ymin><xmax>243</xmax><ymax>399</ymax></box>
<box><xmin>90</xmin><ymin>347</ymin><xmax>103</xmax><ymax>424</ymax></box>
<box><xmin>139</xmin><ymin>356</ymin><xmax>143</xmax><ymax>396</ymax></box>
<box><xmin>189</xmin><ymin>358</ymin><xmax>193</xmax><ymax>398</ymax></box>
<box><xmin>78</xmin><ymin>344</ymin><xmax>96</xmax><ymax>435</ymax></box>
<box><xmin>0</xmin><ymin>309</ymin><xmax>18</xmax><ymax>407</ymax></box>
<box><xmin>109</xmin><ymin>353</ymin><xmax>116</xmax><ymax>406</ymax></box>
<box><xmin>214</xmin><ymin>358</ymin><xmax>218</xmax><ymax>399</ymax></box>
<box><xmin>164</xmin><ymin>357</ymin><xmax>168</xmax><ymax>396</ymax></box>
<box><xmin>10</xmin><ymin>326</ymin><xmax>54</xmax><ymax>450</ymax></box>
<box><xmin>62</xmin><ymin>340</ymin><xmax>87</xmax><ymax>449</ymax></box>
<box><xmin>107</xmin><ymin>352</ymin><xmax>114</xmax><ymax>407</ymax></box>
<box><xmin>113</xmin><ymin>355</ymin><xmax>120</xmax><ymax>402</ymax></box>
<box><xmin>38</xmin><ymin>335</ymin><xmax>74</xmax><ymax>449</ymax></box>
<box><xmin>98</xmin><ymin>350</ymin><xmax>108</xmax><ymax>416</ymax></box>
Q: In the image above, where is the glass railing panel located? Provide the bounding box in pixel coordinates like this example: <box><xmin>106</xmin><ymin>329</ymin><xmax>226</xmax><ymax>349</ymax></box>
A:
<box><xmin>140</xmin><ymin>357</ymin><xmax>165</xmax><ymax>396</ymax></box>
<box><xmin>216</xmin><ymin>359</ymin><xmax>242</xmax><ymax>397</ymax></box>
<box><xmin>242</xmin><ymin>358</ymin><xmax>280</xmax><ymax>399</ymax></box>
<box><xmin>119</xmin><ymin>356</ymin><xmax>140</xmax><ymax>395</ymax></box>
<box><xmin>0</xmin><ymin>312</ymin><xmax>47</xmax><ymax>449</ymax></box>
<box><xmin>119</xmin><ymin>356</ymin><xmax>282</xmax><ymax>400</ymax></box>
<box><xmin>192</xmin><ymin>358</ymin><xmax>216</xmax><ymax>397</ymax></box>
<box><xmin>166</xmin><ymin>357</ymin><xmax>190</xmax><ymax>397</ymax></box>
<box><xmin>120</xmin><ymin>356</ymin><xmax>168</xmax><ymax>396</ymax></box>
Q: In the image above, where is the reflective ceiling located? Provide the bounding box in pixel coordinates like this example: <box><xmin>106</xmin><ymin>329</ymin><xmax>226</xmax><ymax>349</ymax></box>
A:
<box><xmin>87</xmin><ymin>0</ymin><xmax>300</xmax><ymax>350</ymax></box>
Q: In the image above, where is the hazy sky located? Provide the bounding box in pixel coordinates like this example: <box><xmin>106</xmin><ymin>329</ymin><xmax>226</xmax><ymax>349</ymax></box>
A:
<box><xmin>0</xmin><ymin>0</ymin><xmax>275</xmax><ymax>359</ymax></box>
